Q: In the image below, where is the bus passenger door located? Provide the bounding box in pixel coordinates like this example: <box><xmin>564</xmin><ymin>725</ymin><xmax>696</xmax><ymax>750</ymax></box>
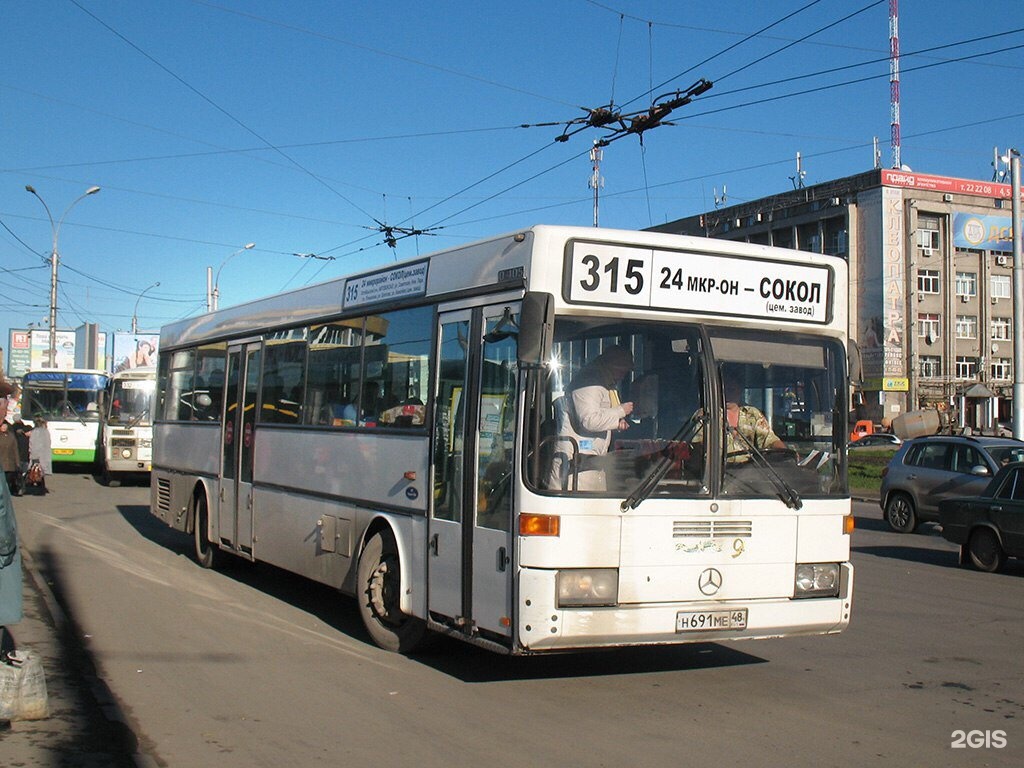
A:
<box><xmin>429</xmin><ymin>312</ymin><xmax>470</xmax><ymax>623</ymax></box>
<box><xmin>219</xmin><ymin>342</ymin><xmax>260</xmax><ymax>558</ymax></box>
<box><xmin>430</xmin><ymin>304</ymin><xmax>516</xmax><ymax>642</ymax></box>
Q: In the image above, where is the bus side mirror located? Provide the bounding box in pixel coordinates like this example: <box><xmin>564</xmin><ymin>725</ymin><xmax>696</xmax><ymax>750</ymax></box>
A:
<box><xmin>848</xmin><ymin>340</ymin><xmax>862</xmax><ymax>388</ymax></box>
<box><xmin>518</xmin><ymin>291</ymin><xmax>554</xmax><ymax>366</ymax></box>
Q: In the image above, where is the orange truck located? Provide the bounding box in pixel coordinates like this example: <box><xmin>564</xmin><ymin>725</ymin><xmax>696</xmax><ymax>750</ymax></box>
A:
<box><xmin>849</xmin><ymin>420</ymin><xmax>876</xmax><ymax>442</ymax></box>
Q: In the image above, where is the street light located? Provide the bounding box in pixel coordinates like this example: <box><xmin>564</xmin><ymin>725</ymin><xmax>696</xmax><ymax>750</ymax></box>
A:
<box><xmin>210</xmin><ymin>243</ymin><xmax>255</xmax><ymax>311</ymax></box>
<box><xmin>24</xmin><ymin>184</ymin><xmax>101</xmax><ymax>368</ymax></box>
<box><xmin>132</xmin><ymin>281</ymin><xmax>161</xmax><ymax>333</ymax></box>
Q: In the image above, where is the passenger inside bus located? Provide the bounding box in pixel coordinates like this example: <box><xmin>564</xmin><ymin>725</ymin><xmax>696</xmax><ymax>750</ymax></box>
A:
<box><xmin>722</xmin><ymin>373</ymin><xmax>787</xmax><ymax>461</ymax></box>
<box><xmin>689</xmin><ymin>367</ymin><xmax>787</xmax><ymax>465</ymax></box>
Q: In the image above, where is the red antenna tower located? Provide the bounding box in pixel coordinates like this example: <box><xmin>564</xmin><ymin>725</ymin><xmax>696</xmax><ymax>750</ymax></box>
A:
<box><xmin>889</xmin><ymin>0</ymin><xmax>901</xmax><ymax>168</ymax></box>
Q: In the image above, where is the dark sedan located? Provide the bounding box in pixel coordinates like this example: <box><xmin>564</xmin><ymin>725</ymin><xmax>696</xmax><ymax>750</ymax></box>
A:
<box><xmin>939</xmin><ymin>461</ymin><xmax>1024</xmax><ymax>572</ymax></box>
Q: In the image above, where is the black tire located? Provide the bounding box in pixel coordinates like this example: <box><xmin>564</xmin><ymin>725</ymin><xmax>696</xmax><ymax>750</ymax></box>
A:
<box><xmin>357</xmin><ymin>531</ymin><xmax>426</xmax><ymax>653</ymax></box>
<box><xmin>884</xmin><ymin>492</ymin><xmax>917</xmax><ymax>533</ymax></box>
<box><xmin>967</xmin><ymin>528</ymin><xmax>1005</xmax><ymax>573</ymax></box>
<box><xmin>101</xmin><ymin>465</ymin><xmax>121</xmax><ymax>487</ymax></box>
<box><xmin>193</xmin><ymin>493</ymin><xmax>218</xmax><ymax>569</ymax></box>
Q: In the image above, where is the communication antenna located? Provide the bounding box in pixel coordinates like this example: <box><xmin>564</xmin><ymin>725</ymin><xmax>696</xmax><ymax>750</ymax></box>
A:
<box><xmin>789</xmin><ymin>152</ymin><xmax>806</xmax><ymax>190</ymax></box>
<box><xmin>714</xmin><ymin>185</ymin><xmax>727</xmax><ymax>208</ymax></box>
<box><xmin>993</xmin><ymin>146</ymin><xmax>1009</xmax><ymax>182</ymax></box>
<box><xmin>889</xmin><ymin>0</ymin><xmax>902</xmax><ymax>169</ymax></box>
<box><xmin>589</xmin><ymin>141</ymin><xmax>605</xmax><ymax>227</ymax></box>
<box><xmin>873</xmin><ymin>137</ymin><xmax>882</xmax><ymax>169</ymax></box>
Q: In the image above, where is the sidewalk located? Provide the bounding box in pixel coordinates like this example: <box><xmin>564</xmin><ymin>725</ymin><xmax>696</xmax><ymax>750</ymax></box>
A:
<box><xmin>1</xmin><ymin>546</ymin><xmax>153</xmax><ymax>767</ymax></box>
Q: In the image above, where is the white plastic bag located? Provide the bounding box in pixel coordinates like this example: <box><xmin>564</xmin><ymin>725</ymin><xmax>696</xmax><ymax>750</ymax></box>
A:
<box><xmin>0</xmin><ymin>649</ymin><xmax>49</xmax><ymax>721</ymax></box>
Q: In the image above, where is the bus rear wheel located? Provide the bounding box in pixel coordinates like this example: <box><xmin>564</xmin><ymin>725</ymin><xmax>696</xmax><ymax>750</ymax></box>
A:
<box><xmin>357</xmin><ymin>531</ymin><xmax>425</xmax><ymax>653</ymax></box>
<box><xmin>193</xmin><ymin>493</ymin><xmax>218</xmax><ymax>569</ymax></box>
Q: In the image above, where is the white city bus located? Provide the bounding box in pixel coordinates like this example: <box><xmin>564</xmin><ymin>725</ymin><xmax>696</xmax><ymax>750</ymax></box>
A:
<box><xmin>151</xmin><ymin>225</ymin><xmax>855</xmax><ymax>654</ymax></box>
<box><xmin>21</xmin><ymin>368</ymin><xmax>110</xmax><ymax>465</ymax></box>
<box><xmin>101</xmin><ymin>367</ymin><xmax>156</xmax><ymax>484</ymax></box>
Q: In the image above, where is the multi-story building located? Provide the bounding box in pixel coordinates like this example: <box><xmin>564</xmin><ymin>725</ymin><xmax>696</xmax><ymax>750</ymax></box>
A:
<box><xmin>650</xmin><ymin>167</ymin><xmax>1021</xmax><ymax>433</ymax></box>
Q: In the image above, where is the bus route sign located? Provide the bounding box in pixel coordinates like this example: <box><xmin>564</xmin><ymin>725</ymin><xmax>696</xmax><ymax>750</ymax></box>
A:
<box><xmin>564</xmin><ymin>241</ymin><xmax>833</xmax><ymax>324</ymax></box>
<box><xmin>342</xmin><ymin>260</ymin><xmax>429</xmax><ymax>310</ymax></box>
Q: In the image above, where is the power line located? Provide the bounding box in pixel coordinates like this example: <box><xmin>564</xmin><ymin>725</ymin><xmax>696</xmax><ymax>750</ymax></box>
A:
<box><xmin>69</xmin><ymin>0</ymin><xmax>378</xmax><ymax>222</ymax></box>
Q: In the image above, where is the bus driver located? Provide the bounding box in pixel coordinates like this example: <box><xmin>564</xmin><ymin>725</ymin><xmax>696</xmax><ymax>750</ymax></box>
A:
<box><xmin>548</xmin><ymin>346</ymin><xmax>635</xmax><ymax>492</ymax></box>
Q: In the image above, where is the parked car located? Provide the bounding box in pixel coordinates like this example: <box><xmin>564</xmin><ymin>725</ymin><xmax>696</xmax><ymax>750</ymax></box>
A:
<box><xmin>879</xmin><ymin>435</ymin><xmax>1024</xmax><ymax>533</ymax></box>
<box><xmin>939</xmin><ymin>462</ymin><xmax>1024</xmax><ymax>572</ymax></box>
<box><xmin>848</xmin><ymin>433</ymin><xmax>902</xmax><ymax>450</ymax></box>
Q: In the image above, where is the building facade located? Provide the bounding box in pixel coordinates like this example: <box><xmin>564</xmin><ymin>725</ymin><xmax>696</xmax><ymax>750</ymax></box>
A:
<box><xmin>651</xmin><ymin>168</ymin><xmax>1022</xmax><ymax>433</ymax></box>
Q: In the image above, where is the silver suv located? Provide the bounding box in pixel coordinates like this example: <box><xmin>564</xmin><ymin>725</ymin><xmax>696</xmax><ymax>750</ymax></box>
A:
<box><xmin>879</xmin><ymin>435</ymin><xmax>1024</xmax><ymax>533</ymax></box>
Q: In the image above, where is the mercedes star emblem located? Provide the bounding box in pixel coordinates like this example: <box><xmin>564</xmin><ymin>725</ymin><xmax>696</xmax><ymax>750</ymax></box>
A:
<box><xmin>698</xmin><ymin>567</ymin><xmax>723</xmax><ymax>596</ymax></box>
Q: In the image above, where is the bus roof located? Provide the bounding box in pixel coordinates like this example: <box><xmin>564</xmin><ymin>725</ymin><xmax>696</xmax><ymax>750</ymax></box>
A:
<box><xmin>158</xmin><ymin>225</ymin><xmax>846</xmax><ymax>350</ymax></box>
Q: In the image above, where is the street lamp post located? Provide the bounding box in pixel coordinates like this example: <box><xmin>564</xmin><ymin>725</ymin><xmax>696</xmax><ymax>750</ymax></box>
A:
<box><xmin>132</xmin><ymin>281</ymin><xmax>161</xmax><ymax>333</ymax></box>
<box><xmin>210</xmin><ymin>243</ymin><xmax>255</xmax><ymax>311</ymax></box>
<box><xmin>24</xmin><ymin>184</ymin><xmax>101</xmax><ymax>368</ymax></box>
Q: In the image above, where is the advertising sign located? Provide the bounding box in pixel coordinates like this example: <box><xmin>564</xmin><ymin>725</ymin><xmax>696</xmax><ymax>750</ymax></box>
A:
<box><xmin>953</xmin><ymin>213</ymin><xmax>1020</xmax><ymax>254</ymax></box>
<box><xmin>112</xmin><ymin>332</ymin><xmax>159</xmax><ymax>373</ymax></box>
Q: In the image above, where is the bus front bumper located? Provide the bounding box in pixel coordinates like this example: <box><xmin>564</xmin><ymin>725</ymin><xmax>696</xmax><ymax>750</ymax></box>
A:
<box><xmin>516</xmin><ymin>562</ymin><xmax>853</xmax><ymax>652</ymax></box>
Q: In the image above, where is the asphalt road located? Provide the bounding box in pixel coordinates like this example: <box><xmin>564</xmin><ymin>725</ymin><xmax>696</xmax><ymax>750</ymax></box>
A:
<box><xmin>10</xmin><ymin>471</ymin><xmax>1024</xmax><ymax>767</ymax></box>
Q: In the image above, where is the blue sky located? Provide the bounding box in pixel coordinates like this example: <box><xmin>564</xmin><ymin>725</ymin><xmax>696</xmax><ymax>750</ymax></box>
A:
<box><xmin>2</xmin><ymin>0</ymin><xmax>1022</xmax><ymax>349</ymax></box>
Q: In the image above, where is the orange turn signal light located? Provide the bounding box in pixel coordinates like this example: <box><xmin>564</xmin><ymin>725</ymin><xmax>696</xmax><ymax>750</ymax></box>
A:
<box><xmin>844</xmin><ymin>515</ymin><xmax>856</xmax><ymax>535</ymax></box>
<box><xmin>519</xmin><ymin>513</ymin><xmax>560</xmax><ymax>536</ymax></box>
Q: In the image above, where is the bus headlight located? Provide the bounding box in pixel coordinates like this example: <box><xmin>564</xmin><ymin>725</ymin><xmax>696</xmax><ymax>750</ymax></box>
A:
<box><xmin>556</xmin><ymin>569</ymin><xmax>618</xmax><ymax>607</ymax></box>
<box><xmin>120</xmin><ymin>448</ymin><xmax>134</xmax><ymax>459</ymax></box>
<box><xmin>794</xmin><ymin>563</ymin><xmax>840</xmax><ymax>598</ymax></box>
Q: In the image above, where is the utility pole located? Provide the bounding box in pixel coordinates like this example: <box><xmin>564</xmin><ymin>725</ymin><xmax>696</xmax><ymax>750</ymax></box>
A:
<box><xmin>1009</xmin><ymin>149</ymin><xmax>1023</xmax><ymax>439</ymax></box>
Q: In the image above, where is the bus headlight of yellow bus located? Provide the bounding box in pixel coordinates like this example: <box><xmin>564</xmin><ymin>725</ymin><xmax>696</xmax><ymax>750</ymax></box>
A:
<box><xmin>794</xmin><ymin>563</ymin><xmax>840</xmax><ymax>598</ymax></box>
<box><xmin>557</xmin><ymin>569</ymin><xmax>618</xmax><ymax>607</ymax></box>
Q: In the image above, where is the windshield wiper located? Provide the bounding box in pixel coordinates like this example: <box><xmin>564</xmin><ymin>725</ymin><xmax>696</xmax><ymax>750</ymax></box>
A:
<box><xmin>727</xmin><ymin>427</ymin><xmax>803</xmax><ymax>510</ymax></box>
<box><xmin>127</xmin><ymin>408</ymin><xmax>150</xmax><ymax>429</ymax></box>
<box><xmin>621</xmin><ymin>411</ymin><xmax>707</xmax><ymax>512</ymax></box>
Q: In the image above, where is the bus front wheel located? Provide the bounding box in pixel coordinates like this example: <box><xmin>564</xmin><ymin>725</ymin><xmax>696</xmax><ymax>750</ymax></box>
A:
<box><xmin>357</xmin><ymin>531</ymin><xmax>425</xmax><ymax>653</ymax></box>
<box><xmin>193</xmin><ymin>494</ymin><xmax>218</xmax><ymax>569</ymax></box>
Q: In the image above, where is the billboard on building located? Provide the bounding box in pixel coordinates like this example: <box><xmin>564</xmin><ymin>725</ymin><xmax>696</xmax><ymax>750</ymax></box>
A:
<box><xmin>856</xmin><ymin>187</ymin><xmax>907</xmax><ymax>381</ymax></box>
<box><xmin>7</xmin><ymin>328</ymin><xmax>109</xmax><ymax>377</ymax></box>
<box><xmin>953</xmin><ymin>212</ymin><xmax>1021</xmax><ymax>253</ymax></box>
<box><xmin>112</xmin><ymin>332</ymin><xmax>159</xmax><ymax>373</ymax></box>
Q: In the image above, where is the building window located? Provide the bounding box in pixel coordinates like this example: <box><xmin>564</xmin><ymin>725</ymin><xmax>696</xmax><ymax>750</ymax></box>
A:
<box><xmin>991</xmin><ymin>358</ymin><xmax>1012</xmax><ymax>380</ymax></box>
<box><xmin>955</xmin><ymin>271</ymin><xmax>977</xmax><ymax>298</ymax></box>
<box><xmin>919</xmin><ymin>355</ymin><xmax>942</xmax><ymax>378</ymax></box>
<box><xmin>955</xmin><ymin>356</ymin><xmax>978</xmax><ymax>379</ymax></box>
<box><xmin>917</xmin><ymin>269</ymin><xmax>940</xmax><ymax>294</ymax></box>
<box><xmin>917</xmin><ymin>215</ymin><xmax>940</xmax><ymax>252</ymax></box>
<box><xmin>798</xmin><ymin>222</ymin><xmax>820</xmax><ymax>252</ymax></box>
<box><xmin>772</xmin><ymin>228</ymin><xmax>794</xmax><ymax>249</ymax></box>
<box><xmin>823</xmin><ymin>218</ymin><xmax>847</xmax><ymax>255</ymax></box>
<box><xmin>918</xmin><ymin>313</ymin><xmax>940</xmax><ymax>340</ymax></box>
<box><xmin>991</xmin><ymin>274</ymin><xmax>1011</xmax><ymax>300</ymax></box>
<box><xmin>991</xmin><ymin>317</ymin><xmax>1011</xmax><ymax>341</ymax></box>
<box><xmin>955</xmin><ymin>315</ymin><xmax>977</xmax><ymax>339</ymax></box>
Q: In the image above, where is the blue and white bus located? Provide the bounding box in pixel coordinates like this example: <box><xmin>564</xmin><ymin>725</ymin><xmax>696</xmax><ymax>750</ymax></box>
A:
<box><xmin>21</xmin><ymin>368</ymin><xmax>110</xmax><ymax>465</ymax></box>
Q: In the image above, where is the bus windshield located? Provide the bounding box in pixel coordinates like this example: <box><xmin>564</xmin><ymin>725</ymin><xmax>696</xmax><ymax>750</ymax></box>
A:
<box><xmin>527</xmin><ymin>318</ymin><xmax>847</xmax><ymax>501</ymax></box>
<box><xmin>23</xmin><ymin>372</ymin><xmax>107</xmax><ymax>422</ymax></box>
<box><xmin>108</xmin><ymin>378</ymin><xmax>156</xmax><ymax>426</ymax></box>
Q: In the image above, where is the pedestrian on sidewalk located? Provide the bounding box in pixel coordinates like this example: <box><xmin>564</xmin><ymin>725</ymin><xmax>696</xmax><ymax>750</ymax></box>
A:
<box><xmin>0</xmin><ymin>422</ymin><xmax>20</xmax><ymax>497</ymax></box>
<box><xmin>0</xmin><ymin>467</ymin><xmax>22</xmax><ymax>652</ymax></box>
<box><xmin>27</xmin><ymin>418</ymin><xmax>51</xmax><ymax>495</ymax></box>
<box><xmin>0</xmin><ymin>471</ymin><xmax>24</xmax><ymax>730</ymax></box>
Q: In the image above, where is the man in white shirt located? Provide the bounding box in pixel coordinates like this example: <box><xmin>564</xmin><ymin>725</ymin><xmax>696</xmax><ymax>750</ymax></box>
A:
<box><xmin>548</xmin><ymin>346</ymin><xmax>635</xmax><ymax>491</ymax></box>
